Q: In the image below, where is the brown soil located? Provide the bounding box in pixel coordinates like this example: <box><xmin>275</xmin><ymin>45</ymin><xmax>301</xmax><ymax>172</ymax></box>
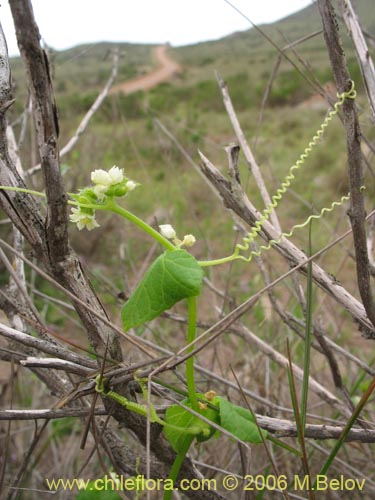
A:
<box><xmin>110</xmin><ymin>45</ymin><xmax>181</xmax><ymax>95</ymax></box>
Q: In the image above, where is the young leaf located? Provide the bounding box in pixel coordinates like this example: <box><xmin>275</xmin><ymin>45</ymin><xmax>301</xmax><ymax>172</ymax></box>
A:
<box><xmin>164</xmin><ymin>398</ymin><xmax>219</xmax><ymax>453</ymax></box>
<box><xmin>217</xmin><ymin>397</ymin><xmax>267</xmax><ymax>443</ymax></box>
<box><xmin>121</xmin><ymin>249</ymin><xmax>202</xmax><ymax>331</ymax></box>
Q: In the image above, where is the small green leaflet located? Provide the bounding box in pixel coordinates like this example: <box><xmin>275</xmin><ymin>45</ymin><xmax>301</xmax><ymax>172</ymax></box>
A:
<box><xmin>216</xmin><ymin>396</ymin><xmax>267</xmax><ymax>443</ymax></box>
<box><xmin>164</xmin><ymin>397</ymin><xmax>219</xmax><ymax>453</ymax></box>
<box><xmin>121</xmin><ymin>249</ymin><xmax>203</xmax><ymax>331</ymax></box>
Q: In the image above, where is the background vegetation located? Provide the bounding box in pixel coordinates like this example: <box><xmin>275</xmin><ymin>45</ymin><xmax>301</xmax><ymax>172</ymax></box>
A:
<box><xmin>2</xmin><ymin>0</ymin><xmax>375</xmax><ymax>498</ymax></box>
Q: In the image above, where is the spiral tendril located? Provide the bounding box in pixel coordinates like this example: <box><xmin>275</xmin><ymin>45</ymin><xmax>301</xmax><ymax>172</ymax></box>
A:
<box><xmin>236</xmin><ymin>194</ymin><xmax>351</xmax><ymax>262</ymax></box>
<box><xmin>233</xmin><ymin>81</ymin><xmax>356</xmax><ymax>262</ymax></box>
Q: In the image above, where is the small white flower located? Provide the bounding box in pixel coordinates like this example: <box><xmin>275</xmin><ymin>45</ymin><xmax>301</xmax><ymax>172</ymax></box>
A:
<box><xmin>70</xmin><ymin>207</ymin><xmax>99</xmax><ymax>231</ymax></box>
<box><xmin>91</xmin><ymin>166</ymin><xmax>124</xmax><ymax>188</ymax></box>
<box><xmin>108</xmin><ymin>165</ymin><xmax>124</xmax><ymax>184</ymax></box>
<box><xmin>91</xmin><ymin>169</ymin><xmax>111</xmax><ymax>186</ymax></box>
<box><xmin>182</xmin><ymin>234</ymin><xmax>196</xmax><ymax>247</ymax></box>
<box><xmin>77</xmin><ymin>215</ymin><xmax>100</xmax><ymax>231</ymax></box>
<box><xmin>159</xmin><ymin>224</ymin><xmax>176</xmax><ymax>239</ymax></box>
<box><xmin>93</xmin><ymin>183</ymin><xmax>109</xmax><ymax>200</ymax></box>
<box><xmin>69</xmin><ymin>207</ymin><xmax>83</xmax><ymax>222</ymax></box>
<box><xmin>125</xmin><ymin>180</ymin><xmax>137</xmax><ymax>191</ymax></box>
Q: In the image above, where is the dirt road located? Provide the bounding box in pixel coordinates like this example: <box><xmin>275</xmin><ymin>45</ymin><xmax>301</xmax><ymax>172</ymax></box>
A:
<box><xmin>110</xmin><ymin>45</ymin><xmax>181</xmax><ymax>95</ymax></box>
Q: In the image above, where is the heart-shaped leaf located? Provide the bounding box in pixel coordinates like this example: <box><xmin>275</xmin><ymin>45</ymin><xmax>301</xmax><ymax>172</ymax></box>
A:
<box><xmin>121</xmin><ymin>249</ymin><xmax>202</xmax><ymax>331</ymax></box>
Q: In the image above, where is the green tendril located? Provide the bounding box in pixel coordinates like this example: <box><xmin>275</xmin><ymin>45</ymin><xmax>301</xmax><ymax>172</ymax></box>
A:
<box><xmin>236</xmin><ymin>193</ymin><xmax>351</xmax><ymax>262</ymax></box>
<box><xmin>200</xmin><ymin>81</ymin><xmax>356</xmax><ymax>268</ymax></box>
<box><xmin>234</xmin><ymin>82</ymin><xmax>355</xmax><ymax>254</ymax></box>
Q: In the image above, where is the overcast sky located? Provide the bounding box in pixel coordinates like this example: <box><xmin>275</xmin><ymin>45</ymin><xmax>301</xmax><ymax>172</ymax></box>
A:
<box><xmin>1</xmin><ymin>0</ymin><xmax>313</xmax><ymax>57</ymax></box>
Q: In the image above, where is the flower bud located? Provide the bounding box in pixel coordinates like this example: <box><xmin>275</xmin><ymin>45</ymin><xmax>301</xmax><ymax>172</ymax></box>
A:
<box><xmin>182</xmin><ymin>234</ymin><xmax>196</xmax><ymax>247</ymax></box>
<box><xmin>125</xmin><ymin>180</ymin><xmax>137</xmax><ymax>191</ymax></box>
<box><xmin>91</xmin><ymin>169</ymin><xmax>111</xmax><ymax>185</ymax></box>
<box><xmin>159</xmin><ymin>224</ymin><xmax>176</xmax><ymax>239</ymax></box>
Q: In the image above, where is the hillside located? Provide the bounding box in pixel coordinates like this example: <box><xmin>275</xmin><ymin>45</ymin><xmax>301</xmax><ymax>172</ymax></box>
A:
<box><xmin>8</xmin><ymin>0</ymin><xmax>375</xmax><ymax>106</ymax></box>
<box><xmin>6</xmin><ymin>0</ymin><xmax>375</xmax><ymax>261</ymax></box>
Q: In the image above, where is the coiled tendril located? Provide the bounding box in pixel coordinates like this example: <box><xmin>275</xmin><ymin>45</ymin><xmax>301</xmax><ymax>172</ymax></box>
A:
<box><xmin>232</xmin><ymin>81</ymin><xmax>357</xmax><ymax>263</ymax></box>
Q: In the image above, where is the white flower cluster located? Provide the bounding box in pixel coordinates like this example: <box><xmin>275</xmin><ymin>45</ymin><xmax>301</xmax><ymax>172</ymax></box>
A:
<box><xmin>91</xmin><ymin>165</ymin><xmax>136</xmax><ymax>200</ymax></box>
<box><xmin>70</xmin><ymin>207</ymin><xmax>100</xmax><ymax>231</ymax></box>
<box><xmin>159</xmin><ymin>224</ymin><xmax>196</xmax><ymax>248</ymax></box>
<box><xmin>70</xmin><ymin>166</ymin><xmax>138</xmax><ymax>231</ymax></box>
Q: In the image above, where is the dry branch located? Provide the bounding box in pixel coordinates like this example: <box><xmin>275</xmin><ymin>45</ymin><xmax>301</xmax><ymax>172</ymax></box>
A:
<box><xmin>216</xmin><ymin>73</ymin><xmax>282</xmax><ymax>233</ymax></box>
<box><xmin>0</xmin><ymin>321</ymin><xmax>96</xmax><ymax>367</ymax></box>
<box><xmin>339</xmin><ymin>0</ymin><xmax>375</xmax><ymax>120</ymax></box>
<box><xmin>26</xmin><ymin>49</ymin><xmax>120</xmax><ymax>176</ymax></box>
<box><xmin>256</xmin><ymin>415</ymin><xmax>375</xmax><ymax>442</ymax></box>
<box><xmin>0</xmin><ymin>23</ymin><xmax>12</xmax><ymax>109</ymax></box>
<box><xmin>198</xmin><ymin>151</ymin><xmax>375</xmax><ymax>337</ymax></box>
<box><xmin>318</xmin><ymin>0</ymin><xmax>375</xmax><ymax>333</ymax></box>
<box><xmin>19</xmin><ymin>356</ymin><xmax>93</xmax><ymax>374</ymax></box>
<box><xmin>9</xmin><ymin>0</ymin><xmax>69</xmax><ymax>264</ymax></box>
<box><xmin>1</xmin><ymin>409</ymin><xmax>375</xmax><ymax>443</ymax></box>
<box><xmin>233</xmin><ymin>324</ymin><xmax>348</xmax><ymax>414</ymax></box>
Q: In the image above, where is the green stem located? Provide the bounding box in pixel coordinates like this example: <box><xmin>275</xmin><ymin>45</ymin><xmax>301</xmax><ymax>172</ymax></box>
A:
<box><xmin>163</xmin><ymin>436</ymin><xmax>194</xmax><ymax>500</ymax></box>
<box><xmin>96</xmin><ymin>376</ymin><xmax>204</xmax><ymax>435</ymax></box>
<box><xmin>107</xmin><ymin>200</ymin><xmax>176</xmax><ymax>250</ymax></box>
<box><xmin>68</xmin><ymin>197</ymin><xmax>176</xmax><ymax>251</ymax></box>
<box><xmin>199</xmin><ymin>254</ymin><xmax>237</xmax><ymax>267</ymax></box>
<box><xmin>0</xmin><ymin>185</ymin><xmax>255</xmax><ymax>268</ymax></box>
<box><xmin>0</xmin><ymin>185</ymin><xmax>46</xmax><ymax>198</ymax></box>
<box><xmin>301</xmin><ymin>221</ymin><xmax>313</xmax><ymax>432</ymax></box>
<box><xmin>186</xmin><ymin>296</ymin><xmax>198</xmax><ymax>411</ymax></box>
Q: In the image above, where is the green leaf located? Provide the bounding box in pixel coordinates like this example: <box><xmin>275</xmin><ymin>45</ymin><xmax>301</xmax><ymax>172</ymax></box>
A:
<box><xmin>164</xmin><ymin>397</ymin><xmax>219</xmax><ymax>453</ymax></box>
<box><xmin>217</xmin><ymin>397</ymin><xmax>267</xmax><ymax>443</ymax></box>
<box><xmin>121</xmin><ymin>249</ymin><xmax>202</xmax><ymax>331</ymax></box>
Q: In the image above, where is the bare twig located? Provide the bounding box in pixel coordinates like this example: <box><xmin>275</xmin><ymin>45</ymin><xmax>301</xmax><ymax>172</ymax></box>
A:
<box><xmin>0</xmin><ymin>247</ymin><xmax>44</xmax><ymax>329</ymax></box>
<box><xmin>256</xmin><ymin>415</ymin><xmax>375</xmax><ymax>442</ymax></box>
<box><xmin>339</xmin><ymin>0</ymin><xmax>375</xmax><ymax>120</ymax></box>
<box><xmin>20</xmin><ymin>356</ymin><xmax>92</xmax><ymax>375</ymax></box>
<box><xmin>255</xmin><ymin>30</ymin><xmax>323</xmax><ymax>148</ymax></box>
<box><xmin>0</xmin><ymin>22</ymin><xmax>13</xmax><ymax>109</ymax></box>
<box><xmin>216</xmin><ymin>72</ymin><xmax>282</xmax><ymax>233</ymax></box>
<box><xmin>233</xmin><ymin>323</ymin><xmax>347</xmax><ymax>414</ymax></box>
<box><xmin>10</xmin><ymin>0</ymin><xmax>69</xmax><ymax>264</ymax></box>
<box><xmin>26</xmin><ymin>49</ymin><xmax>120</xmax><ymax>176</ymax></box>
<box><xmin>198</xmin><ymin>150</ymin><xmax>375</xmax><ymax>336</ymax></box>
<box><xmin>0</xmin><ymin>321</ymin><xmax>96</xmax><ymax>368</ymax></box>
<box><xmin>318</xmin><ymin>0</ymin><xmax>375</xmax><ymax>333</ymax></box>
<box><xmin>0</xmin><ymin>237</ymin><xmax>158</xmax><ymax>358</ymax></box>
